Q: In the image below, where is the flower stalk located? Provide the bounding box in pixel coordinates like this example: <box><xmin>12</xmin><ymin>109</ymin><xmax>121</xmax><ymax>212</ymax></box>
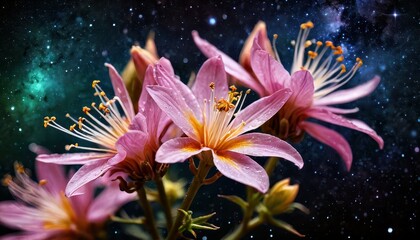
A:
<box><xmin>137</xmin><ymin>184</ymin><xmax>161</xmax><ymax>240</ymax></box>
<box><xmin>154</xmin><ymin>175</ymin><xmax>173</xmax><ymax>229</ymax></box>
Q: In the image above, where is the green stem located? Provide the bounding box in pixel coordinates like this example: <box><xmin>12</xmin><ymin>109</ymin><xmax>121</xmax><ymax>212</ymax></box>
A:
<box><xmin>264</xmin><ymin>156</ymin><xmax>279</xmax><ymax>177</ymax></box>
<box><xmin>223</xmin><ymin>216</ymin><xmax>263</xmax><ymax>240</ymax></box>
<box><xmin>137</xmin><ymin>185</ymin><xmax>161</xmax><ymax>240</ymax></box>
<box><xmin>155</xmin><ymin>175</ymin><xmax>173</xmax><ymax>229</ymax></box>
<box><xmin>166</xmin><ymin>159</ymin><xmax>212</xmax><ymax>240</ymax></box>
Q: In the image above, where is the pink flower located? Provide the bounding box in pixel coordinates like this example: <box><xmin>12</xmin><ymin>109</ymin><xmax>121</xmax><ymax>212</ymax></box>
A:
<box><xmin>0</xmin><ymin>147</ymin><xmax>134</xmax><ymax>240</ymax></box>
<box><xmin>192</xmin><ymin>21</ymin><xmax>383</xmax><ymax>170</ymax></box>
<box><xmin>146</xmin><ymin>56</ymin><xmax>303</xmax><ymax>193</ymax></box>
<box><xmin>37</xmin><ymin>62</ymin><xmax>173</xmax><ymax>195</ymax></box>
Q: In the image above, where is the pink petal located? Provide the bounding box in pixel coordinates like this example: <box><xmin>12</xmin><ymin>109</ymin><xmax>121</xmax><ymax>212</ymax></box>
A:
<box><xmin>0</xmin><ymin>202</ymin><xmax>43</xmax><ymax>231</ymax></box>
<box><xmin>313</xmin><ymin>106</ymin><xmax>359</xmax><ymax>114</ymax></box>
<box><xmin>87</xmin><ymin>183</ymin><xmax>136</xmax><ymax>222</ymax></box>
<box><xmin>110</xmin><ymin>131</ymin><xmax>149</xmax><ymax>165</ymax></box>
<box><xmin>230</xmin><ymin>88</ymin><xmax>292</xmax><ymax>135</ymax></box>
<box><xmin>28</xmin><ymin>143</ymin><xmax>50</xmax><ymax>155</ymax></box>
<box><xmin>250</xmin><ymin>41</ymin><xmax>291</xmax><ymax>95</ymax></box>
<box><xmin>289</xmin><ymin>70</ymin><xmax>314</xmax><ymax>108</ymax></box>
<box><xmin>224</xmin><ymin>133</ymin><xmax>303</xmax><ymax>169</ymax></box>
<box><xmin>192</xmin><ymin>56</ymin><xmax>228</xmax><ymax>101</ymax></box>
<box><xmin>212</xmin><ymin>150</ymin><xmax>269</xmax><ymax>193</ymax></box>
<box><xmin>69</xmin><ymin>181</ymin><xmax>95</xmax><ymax>217</ymax></box>
<box><xmin>147</xmin><ymin>85</ymin><xmax>202</xmax><ymax>139</ymax></box>
<box><xmin>155</xmin><ymin>137</ymin><xmax>205</xmax><ymax>163</ymax></box>
<box><xmin>314</xmin><ymin>76</ymin><xmax>381</xmax><ymax>106</ymax></box>
<box><xmin>192</xmin><ymin>30</ymin><xmax>265</xmax><ymax>96</ymax></box>
<box><xmin>105</xmin><ymin>63</ymin><xmax>135</xmax><ymax>120</ymax></box>
<box><xmin>138</xmin><ymin>65</ymin><xmax>155</xmax><ymax>110</ymax></box>
<box><xmin>35</xmin><ymin>161</ymin><xmax>67</xmax><ymax>195</ymax></box>
<box><xmin>129</xmin><ymin>113</ymin><xmax>148</xmax><ymax>133</ymax></box>
<box><xmin>0</xmin><ymin>231</ymin><xmax>57</xmax><ymax>240</ymax></box>
<box><xmin>65</xmin><ymin>159</ymin><xmax>112</xmax><ymax>197</ymax></box>
<box><xmin>154</xmin><ymin>59</ymin><xmax>202</xmax><ymax>119</ymax></box>
<box><xmin>36</xmin><ymin>152</ymin><xmax>114</xmax><ymax>165</ymax></box>
<box><xmin>306</xmin><ymin>108</ymin><xmax>384</xmax><ymax>149</ymax></box>
<box><xmin>300</xmin><ymin>121</ymin><xmax>353</xmax><ymax>170</ymax></box>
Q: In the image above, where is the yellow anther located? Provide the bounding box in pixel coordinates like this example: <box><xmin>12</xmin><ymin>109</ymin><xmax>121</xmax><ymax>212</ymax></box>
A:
<box><xmin>44</xmin><ymin>116</ymin><xmax>50</xmax><ymax>121</ymax></box>
<box><xmin>65</xmin><ymin>143</ymin><xmax>79</xmax><ymax>151</ymax></box>
<box><xmin>229</xmin><ymin>85</ymin><xmax>237</xmax><ymax>92</ymax></box>
<box><xmin>325</xmin><ymin>41</ymin><xmax>333</xmax><ymax>47</ymax></box>
<box><xmin>316</xmin><ymin>41</ymin><xmax>323</xmax><ymax>46</ymax></box>
<box><xmin>336</xmin><ymin>55</ymin><xmax>344</xmax><ymax>62</ymax></box>
<box><xmin>50</xmin><ymin>116</ymin><xmax>56</xmax><ymax>121</ymax></box>
<box><xmin>305</xmin><ymin>21</ymin><xmax>314</xmax><ymax>28</ymax></box>
<box><xmin>308</xmin><ymin>51</ymin><xmax>318</xmax><ymax>59</ymax></box>
<box><xmin>300</xmin><ymin>66</ymin><xmax>306</xmax><ymax>70</ymax></box>
<box><xmin>91</xmin><ymin>102</ymin><xmax>96</xmax><ymax>107</ymax></box>
<box><xmin>333</xmin><ymin>46</ymin><xmax>343</xmax><ymax>55</ymax></box>
<box><xmin>216</xmin><ymin>99</ymin><xmax>234</xmax><ymax>112</ymax></box>
<box><xmin>69</xmin><ymin>124</ymin><xmax>76</xmax><ymax>131</ymax></box>
<box><xmin>340</xmin><ymin>64</ymin><xmax>347</xmax><ymax>73</ymax></box>
<box><xmin>273</xmin><ymin>34</ymin><xmax>278</xmax><ymax>40</ymax></box>
<box><xmin>15</xmin><ymin>163</ymin><xmax>25</xmax><ymax>174</ymax></box>
<box><xmin>2</xmin><ymin>174</ymin><xmax>12</xmax><ymax>186</ymax></box>
<box><xmin>99</xmin><ymin>103</ymin><xmax>107</xmax><ymax>111</ymax></box>
<box><xmin>356</xmin><ymin>57</ymin><xmax>363</xmax><ymax>66</ymax></box>
<box><xmin>43</xmin><ymin>121</ymin><xmax>49</xmax><ymax>128</ymax></box>
<box><xmin>304</xmin><ymin>40</ymin><xmax>312</xmax><ymax>48</ymax></box>
<box><xmin>92</xmin><ymin>80</ymin><xmax>100</xmax><ymax>88</ymax></box>
<box><xmin>78</xmin><ymin>117</ymin><xmax>84</xmax><ymax>129</ymax></box>
<box><xmin>82</xmin><ymin>106</ymin><xmax>91</xmax><ymax>114</ymax></box>
<box><xmin>100</xmin><ymin>91</ymin><xmax>106</xmax><ymax>96</ymax></box>
<box><xmin>209</xmin><ymin>82</ymin><xmax>215</xmax><ymax>90</ymax></box>
<box><xmin>39</xmin><ymin>179</ymin><xmax>48</xmax><ymax>186</ymax></box>
<box><xmin>246</xmin><ymin>89</ymin><xmax>251</xmax><ymax>94</ymax></box>
<box><xmin>65</xmin><ymin>113</ymin><xmax>70</xmax><ymax>118</ymax></box>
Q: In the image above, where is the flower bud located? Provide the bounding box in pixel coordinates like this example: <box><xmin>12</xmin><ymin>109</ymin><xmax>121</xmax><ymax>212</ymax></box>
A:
<box><xmin>263</xmin><ymin>178</ymin><xmax>299</xmax><ymax>215</ymax></box>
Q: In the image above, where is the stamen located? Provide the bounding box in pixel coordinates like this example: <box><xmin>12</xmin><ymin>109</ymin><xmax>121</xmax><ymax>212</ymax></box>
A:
<box><xmin>39</xmin><ymin>179</ymin><xmax>48</xmax><ymax>186</ymax></box>
<box><xmin>2</xmin><ymin>174</ymin><xmax>12</xmax><ymax>186</ymax></box>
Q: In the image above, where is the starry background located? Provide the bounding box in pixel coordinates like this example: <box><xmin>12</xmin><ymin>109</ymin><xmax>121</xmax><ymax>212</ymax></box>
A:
<box><xmin>0</xmin><ymin>0</ymin><xmax>418</xmax><ymax>239</ymax></box>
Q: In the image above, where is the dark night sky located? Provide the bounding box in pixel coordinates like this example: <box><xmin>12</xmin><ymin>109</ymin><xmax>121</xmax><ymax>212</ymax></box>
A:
<box><xmin>0</xmin><ymin>0</ymin><xmax>419</xmax><ymax>239</ymax></box>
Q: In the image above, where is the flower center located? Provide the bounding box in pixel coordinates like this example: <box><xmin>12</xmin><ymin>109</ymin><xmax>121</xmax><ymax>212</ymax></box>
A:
<box><xmin>201</xmin><ymin>84</ymin><xmax>249</xmax><ymax>150</ymax></box>
<box><xmin>43</xmin><ymin>80</ymin><xmax>132</xmax><ymax>153</ymax></box>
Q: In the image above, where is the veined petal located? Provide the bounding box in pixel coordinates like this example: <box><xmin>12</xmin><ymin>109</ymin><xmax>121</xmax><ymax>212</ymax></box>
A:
<box><xmin>147</xmin><ymin>85</ymin><xmax>202</xmax><ymax>139</ymax></box>
<box><xmin>289</xmin><ymin>70</ymin><xmax>314</xmax><ymax>108</ymax></box>
<box><xmin>154</xmin><ymin>59</ymin><xmax>202</xmax><ymax>119</ymax></box>
<box><xmin>105</xmin><ymin>63</ymin><xmax>135</xmax><ymax>120</ymax></box>
<box><xmin>313</xmin><ymin>106</ymin><xmax>359</xmax><ymax>114</ymax></box>
<box><xmin>65</xmin><ymin>160</ymin><xmax>112</xmax><ymax>197</ymax></box>
<box><xmin>251</xmin><ymin>40</ymin><xmax>291</xmax><ymax>95</ymax></box>
<box><xmin>192</xmin><ymin>56</ymin><xmax>228</xmax><ymax>101</ymax></box>
<box><xmin>230</xmin><ymin>88</ymin><xmax>292</xmax><ymax>135</ymax></box>
<box><xmin>224</xmin><ymin>133</ymin><xmax>303</xmax><ymax>169</ymax></box>
<box><xmin>192</xmin><ymin>30</ymin><xmax>265</xmax><ymax>96</ymax></box>
<box><xmin>0</xmin><ymin>231</ymin><xmax>57</xmax><ymax>240</ymax></box>
<box><xmin>129</xmin><ymin>113</ymin><xmax>148</xmax><ymax>133</ymax></box>
<box><xmin>109</xmin><ymin>131</ymin><xmax>149</xmax><ymax>165</ymax></box>
<box><xmin>0</xmin><ymin>202</ymin><xmax>42</xmax><ymax>231</ymax></box>
<box><xmin>212</xmin><ymin>151</ymin><xmax>269</xmax><ymax>193</ymax></box>
<box><xmin>35</xmin><ymin>161</ymin><xmax>67</xmax><ymax>195</ymax></box>
<box><xmin>300</xmin><ymin>121</ymin><xmax>353</xmax><ymax>170</ymax></box>
<box><xmin>87</xmin><ymin>183</ymin><xmax>135</xmax><ymax>222</ymax></box>
<box><xmin>36</xmin><ymin>152</ymin><xmax>115</xmax><ymax>165</ymax></box>
<box><xmin>155</xmin><ymin>137</ymin><xmax>205</xmax><ymax>163</ymax></box>
<box><xmin>306</xmin><ymin>108</ymin><xmax>384</xmax><ymax>149</ymax></box>
<box><xmin>314</xmin><ymin>76</ymin><xmax>381</xmax><ymax>106</ymax></box>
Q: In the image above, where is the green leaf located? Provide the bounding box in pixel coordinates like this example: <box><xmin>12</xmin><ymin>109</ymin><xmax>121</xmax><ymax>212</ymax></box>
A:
<box><xmin>267</xmin><ymin>216</ymin><xmax>305</xmax><ymax>237</ymax></box>
<box><xmin>218</xmin><ymin>194</ymin><xmax>248</xmax><ymax>210</ymax></box>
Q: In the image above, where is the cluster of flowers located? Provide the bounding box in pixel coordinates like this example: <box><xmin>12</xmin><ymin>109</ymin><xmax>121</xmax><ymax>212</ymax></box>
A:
<box><xmin>0</xmin><ymin>21</ymin><xmax>383</xmax><ymax>240</ymax></box>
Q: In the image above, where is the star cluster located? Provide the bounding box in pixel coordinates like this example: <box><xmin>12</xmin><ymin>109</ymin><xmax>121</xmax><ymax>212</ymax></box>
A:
<box><xmin>0</xmin><ymin>0</ymin><xmax>418</xmax><ymax>239</ymax></box>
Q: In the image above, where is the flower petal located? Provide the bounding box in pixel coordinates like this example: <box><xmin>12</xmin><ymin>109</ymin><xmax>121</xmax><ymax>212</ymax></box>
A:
<box><xmin>147</xmin><ymin>85</ymin><xmax>202</xmax><ymax>139</ymax></box>
<box><xmin>0</xmin><ymin>202</ymin><xmax>43</xmax><ymax>231</ymax></box>
<box><xmin>313</xmin><ymin>106</ymin><xmax>359</xmax><ymax>114</ymax></box>
<box><xmin>230</xmin><ymin>88</ymin><xmax>292</xmax><ymax>135</ymax></box>
<box><xmin>251</xmin><ymin>41</ymin><xmax>291</xmax><ymax>95</ymax></box>
<box><xmin>155</xmin><ymin>137</ymin><xmax>205</xmax><ymax>163</ymax></box>
<box><xmin>109</xmin><ymin>131</ymin><xmax>149</xmax><ymax>165</ymax></box>
<box><xmin>35</xmin><ymin>161</ymin><xmax>67</xmax><ymax>195</ymax></box>
<box><xmin>300</xmin><ymin>121</ymin><xmax>353</xmax><ymax>170</ymax></box>
<box><xmin>306</xmin><ymin>108</ymin><xmax>384</xmax><ymax>149</ymax></box>
<box><xmin>192</xmin><ymin>30</ymin><xmax>265</xmax><ymax>96</ymax></box>
<box><xmin>224</xmin><ymin>133</ymin><xmax>303</xmax><ymax>169</ymax></box>
<box><xmin>36</xmin><ymin>152</ymin><xmax>115</xmax><ymax>165</ymax></box>
<box><xmin>105</xmin><ymin>63</ymin><xmax>135</xmax><ymax>120</ymax></box>
<box><xmin>65</xmin><ymin>159</ymin><xmax>112</xmax><ymax>197</ymax></box>
<box><xmin>314</xmin><ymin>76</ymin><xmax>381</xmax><ymax>106</ymax></box>
<box><xmin>192</xmin><ymin>56</ymin><xmax>228</xmax><ymax>101</ymax></box>
<box><xmin>289</xmin><ymin>70</ymin><xmax>314</xmax><ymax>108</ymax></box>
<box><xmin>0</xmin><ymin>231</ymin><xmax>57</xmax><ymax>240</ymax></box>
<box><xmin>87</xmin><ymin>183</ymin><xmax>136</xmax><ymax>222</ymax></box>
<box><xmin>154</xmin><ymin>58</ymin><xmax>202</xmax><ymax>119</ymax></box>
<box><xmin>212</xmin><ymin>151</ymin><xmax>269</xmax><ymax>193</ymax></box>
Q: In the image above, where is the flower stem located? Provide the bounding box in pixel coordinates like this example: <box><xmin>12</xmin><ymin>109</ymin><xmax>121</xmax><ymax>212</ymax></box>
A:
<box><xmin>137</xmin><ymin>185</ymin><xmax>161</xmax><ymax>240</ymax></box>
<box><xmin>264</xmin><ymin>156</ymin><xmax>279</xmax><ymax>177</ymax></box>
<box><xmin>165</xmin><ymin>159</ymin><xmax>212</xmax><ymax>240</ymax></box>
<box><xmin>155</xmin><ymin>175</ymin><xmax>173</xmax><ymax>229</ymax></box>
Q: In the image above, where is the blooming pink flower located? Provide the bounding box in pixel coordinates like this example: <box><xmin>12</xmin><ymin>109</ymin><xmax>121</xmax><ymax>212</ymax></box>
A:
<box><xmin>37</xmin><ymin>62</ymin><xmax>173</xmax><ymax>195</ymax></box>
<box><xmin>146</xmin><ymin>56</ymin><xmax>303</xmax><ymax>193</ymax></box>
<box><xmin>192</xmin><ymin>21</ymin><xmax>383</xmax><ymax>170</ymax></box>
<box><xmin>0</xmin><ymin>146</ymin><xmax>135</xmax><ymax>240</ymax></box>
